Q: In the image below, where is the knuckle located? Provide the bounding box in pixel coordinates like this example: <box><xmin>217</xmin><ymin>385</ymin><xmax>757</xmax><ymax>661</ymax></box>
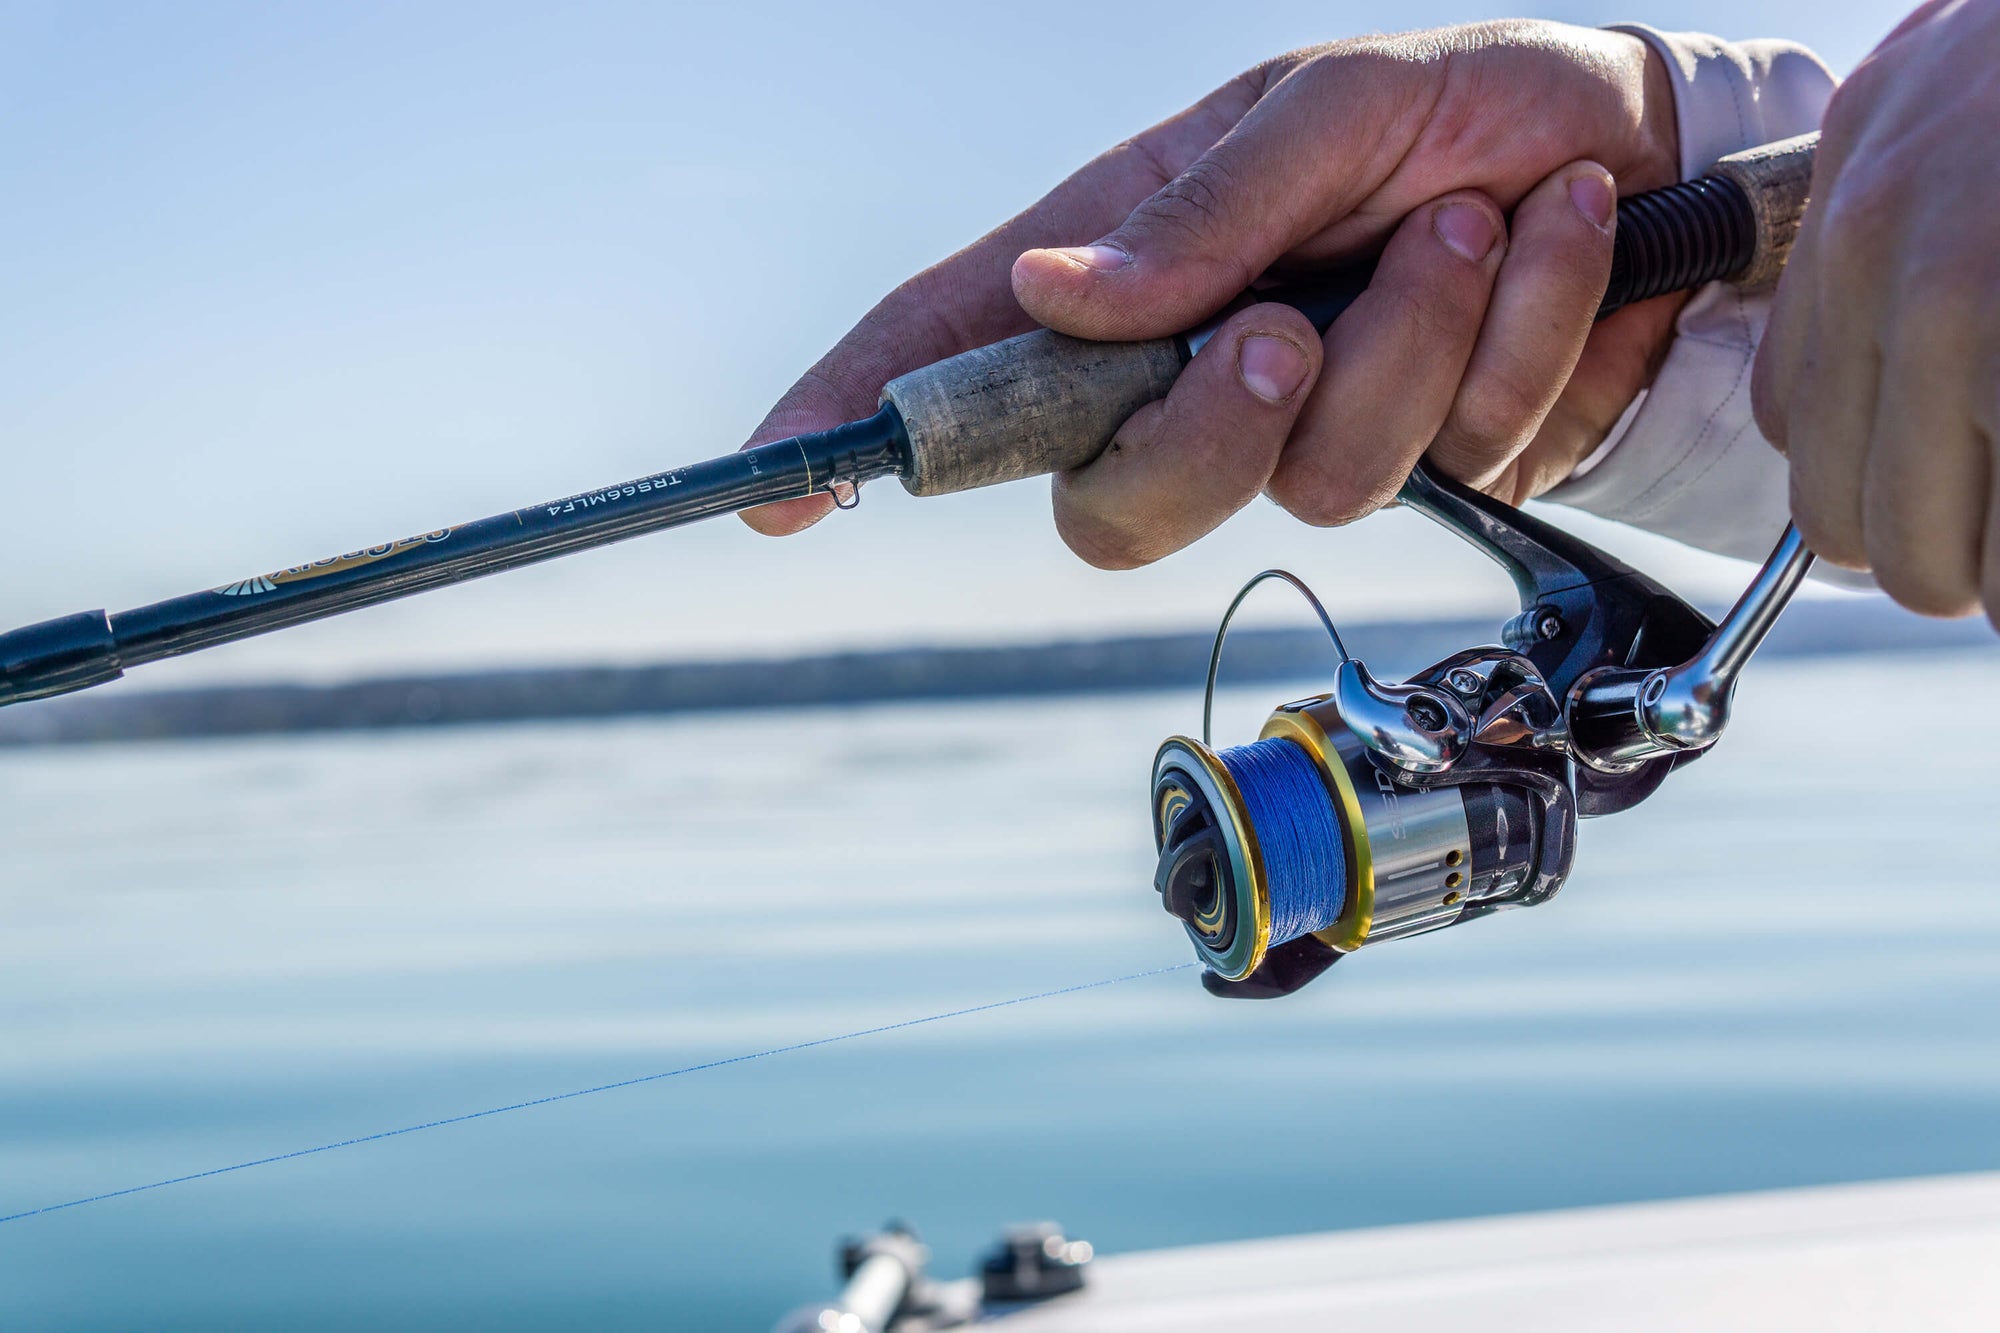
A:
<box><xmin>1409</xmin><ymin>67</ymin><xmax>1502</xmax><ymax>164</ymax></box>
<box><xmin>1406</xmin><ymin>281</ymin><xmax>1482</xmax><ymax>350</ymax></box>
<box><xmin>1891</xmin><ymin>266</ymin><xmax>1983</xmax><ymax>352</ymax></box>
<box><xmin>1820</xmin><ymin>69</ymin><xmax>1882</xmax><ymax>146</ymax></box>
<box><xmin>1114</xmin><ymin>131</ymin><xmax>1183</xmax><ymax>193</ymax></box>
<box><xmin>1794</xmin><ymin>514</ymin><xmax>1863</xmax><ymax>571</ymax></box>
<box><xmin>1449</xmin><ymin>368</ymin><xmax>1546</xmax><ymax>453</ymax></box>
<box><xmin>1862</xmin><ymin>506</ymin><xmax>1982</xmax><ymax>619</ymax></box>
<box><xmin>1812</xmin><ymin>179</ymin><xmax>1900</xmax><ymax>270</ymax></box>
<box><xmin>1133</xmin><ymin>154</ymin><xmax>1240</xmax><ymax>251</ymax></box>
<box><xmin>1750</xmin><ymin>347</ymin><xmax>1791</xmax><ymax>449</ymax></box>
<box><xmin>1292</xmin><ymin>45</ymin><xmax>1370</xmax><ymax>92</ymax></box>
<box><xmin>1282</xmin><ymin>42</ymin><xmax>1429</xmax><ymax>131</ymax></box>
<box><xmin>1296</xmin><ymin>40</ymin><xmax>1392</xmax><ymax>79</ymax></box>
<box><xmin>1240</xmin><ymin>53</ymin><xmax>1297</xmax><ymax>99</ymax></box>
<box><xmin>1788</xmin><ymin>474</ymin><xmax>1868</xmax><ymax>570</ymax></box>
<box><xmin>1869</xmin><ymin>551</ymin><xmax>1979</xmax><ymax>618</ymax></box>
<box><xmin>1266</xmin><ymin>456</ymin><xmax>1397</xmax><ymax>528</ymax></box>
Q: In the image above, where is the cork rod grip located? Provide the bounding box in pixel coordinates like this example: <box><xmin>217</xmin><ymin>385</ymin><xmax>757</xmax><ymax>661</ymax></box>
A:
<box><xmin>1712</xmin><ymin>131</ymin><xmax>1819</xmax><ymax>289</ymax></box>
<box><xmin>883</xmin><ymin>328</ymin><xmax>1184</xmax><ymax>497</ymax></box>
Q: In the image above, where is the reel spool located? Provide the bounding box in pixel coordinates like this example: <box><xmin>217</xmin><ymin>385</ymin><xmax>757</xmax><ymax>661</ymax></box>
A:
<box><xmin>1148</xmin><ymin>464</ymin><xmax>1815</xmax><ymax>999</ymax></box>
<box><xmin>1154</xmin><ymin>714</ymin><xmax>1539</xmax><ymax>984</ymax></box>
<box><xmin>1152</xmin><ymin>636</ymin><xmax>1548</xmax><ymax>994</ymax></box>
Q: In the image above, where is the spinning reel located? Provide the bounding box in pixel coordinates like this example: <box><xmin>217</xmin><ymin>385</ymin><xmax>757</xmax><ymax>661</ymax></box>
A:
<box><xmin>1151</xmin><ymin>465</ymin><xmax>1814</xmax><ymax>998</ymax></box>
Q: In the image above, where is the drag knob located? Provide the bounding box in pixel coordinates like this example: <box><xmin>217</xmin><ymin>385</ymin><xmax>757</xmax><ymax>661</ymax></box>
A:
<box><xmin>1154</xmin><ymin>809</ymin><xmax>1231</xmax><ymax>949</ymax></box>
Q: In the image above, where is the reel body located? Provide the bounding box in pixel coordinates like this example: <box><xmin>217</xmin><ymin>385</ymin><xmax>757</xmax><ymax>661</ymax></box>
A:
<box><xmin>1151</xmin><ymin>465</ymin><xmax>1813</xmax><ymax>998</ymax></box>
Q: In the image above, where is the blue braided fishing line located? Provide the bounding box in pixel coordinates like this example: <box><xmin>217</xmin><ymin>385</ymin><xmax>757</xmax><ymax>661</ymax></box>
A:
<box><xmin>1216</xmin><ymin>737</ymin><xmax>1346</xmax><ymax>946</ymax></box>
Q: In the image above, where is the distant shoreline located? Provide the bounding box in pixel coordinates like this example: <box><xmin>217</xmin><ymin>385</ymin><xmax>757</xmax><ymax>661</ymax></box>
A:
<box><xmin>0</xmin><ymin>600</ymin><xmax>1989</xmax><ymax>747</ymax></box>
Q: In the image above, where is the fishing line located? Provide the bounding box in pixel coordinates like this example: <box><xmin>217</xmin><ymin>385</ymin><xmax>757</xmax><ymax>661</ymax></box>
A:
<box><xmin>0</xmin><ymin>961</ymin><xmax>1195</xmax><ymax>1227</ymax></box>
<box><xmin>1213</xmin><ymin>737</ymin><xmax>1347</xmax><ymax>945</ymax></box>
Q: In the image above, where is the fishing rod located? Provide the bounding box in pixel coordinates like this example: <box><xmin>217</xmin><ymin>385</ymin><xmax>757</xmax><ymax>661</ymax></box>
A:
<box><xmin>0</xmin><ymin>134</ymin><xmax>1817</xmax><ymax>710</ymax></box>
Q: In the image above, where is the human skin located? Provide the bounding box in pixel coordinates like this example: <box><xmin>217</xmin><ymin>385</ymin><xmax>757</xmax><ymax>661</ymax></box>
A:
<box><xmin>1753</xmin><ymin>0</ymin><xmax>2000</xmax><ymax>626</ymax></box>
<box><xmin>738</xmin><ymin>21</ymin><xmax>1686</xmax><ymax>567</ymax></box>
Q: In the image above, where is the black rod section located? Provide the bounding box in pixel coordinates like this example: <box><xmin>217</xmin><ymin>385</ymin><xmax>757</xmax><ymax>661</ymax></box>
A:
<box><xmin>0</xmin><ymin>409</ymin><xmax>908</xmax><ymax>706</ymax></box>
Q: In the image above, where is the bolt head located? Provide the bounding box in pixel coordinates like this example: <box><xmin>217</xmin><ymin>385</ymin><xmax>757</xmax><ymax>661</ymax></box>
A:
<box><xmin>1536</xmin><ymin>612</ymin><xmax>1564</xmax><ymax>641</ymax></box>
<box><xmin>1447</xmin><ymin>669</ymin><xmax>1483</xmax><ymax>696</ymax></box>
<box><xmin>1406</xmin><ymin>696</ymin><xmax>1449</xmax><ymax>732</ymax></box>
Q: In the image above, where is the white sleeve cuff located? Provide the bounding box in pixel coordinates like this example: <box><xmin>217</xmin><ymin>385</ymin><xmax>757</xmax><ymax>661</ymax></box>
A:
<box><xmin>1543</xmin><ymin>27</ymin><xmax>1863</xmax><ymax>582</ymax></box>
<box><xmin>1615</xmin><ymin>24</ymin><xmax>1838</xmax><ymax>180</ymax></box>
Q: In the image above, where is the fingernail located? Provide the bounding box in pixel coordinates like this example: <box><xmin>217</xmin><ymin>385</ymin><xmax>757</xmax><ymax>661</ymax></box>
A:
<box><xmin>1239</xmin><ymin>335</ymin><xmax>1309</xmax><ymax>403</ymax></box>
<box><xmin>1568</xmin><ymin>173</ymin><xmax>1615</xmax><ymax>228</ymax></box>
<box><xmin>1433</xmin><ymin>203</ymin><xmax>1497</xmax><ymax>262</ymax></box>
<box><xmin>1046</xmin><ymin>243</ymin><xmax>1131</xmax><ymax>273</ymax></box>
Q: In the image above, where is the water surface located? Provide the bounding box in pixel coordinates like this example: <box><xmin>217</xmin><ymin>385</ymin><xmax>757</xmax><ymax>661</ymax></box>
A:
<box><xmin>4</xmin><ymin>650</ymin><xmax>1999</xmax><ymax>1329</ymax></box>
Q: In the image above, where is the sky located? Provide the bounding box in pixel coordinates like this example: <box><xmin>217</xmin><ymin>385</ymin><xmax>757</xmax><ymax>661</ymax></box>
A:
<box><xmin>0</xmin><ymin>0</ymin><xmax>1913</xmax><ymax>685</ymax></box>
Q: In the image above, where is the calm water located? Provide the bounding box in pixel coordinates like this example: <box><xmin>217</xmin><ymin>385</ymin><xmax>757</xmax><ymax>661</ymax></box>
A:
<box><xmin>4</xmin><ymin>650</ymin><xmax>2000</xmax><ymax>1330</ymax></box>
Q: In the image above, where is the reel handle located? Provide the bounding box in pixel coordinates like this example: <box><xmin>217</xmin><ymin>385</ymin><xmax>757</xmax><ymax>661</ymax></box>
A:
<box><xmin>1568</xmin><ymin>524</ymin><xmax>1815</xmax><ymax>771</ymax></box>
<box><xmin>884</xmin><ymin>134</ymin><xmax>1821</xmax><ymax>497</ymax></box>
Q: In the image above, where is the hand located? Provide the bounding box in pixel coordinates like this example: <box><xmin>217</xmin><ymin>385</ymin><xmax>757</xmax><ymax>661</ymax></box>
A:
<box><xmin>1754</xmin><ymin>0</ymin><xmax>2000</xmax><ymax>624</ymax></box>
<box><xmin>742</xmin><ymin>20</ymin><xmax>1685</xmax><ymax>566</ymax></box>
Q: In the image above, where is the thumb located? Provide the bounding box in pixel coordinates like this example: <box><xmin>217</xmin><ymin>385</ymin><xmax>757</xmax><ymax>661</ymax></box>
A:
<box><xmin>1009</xmin><ymin>157</ymin><xmax>1270</xmax><ymax>343</ymax></box>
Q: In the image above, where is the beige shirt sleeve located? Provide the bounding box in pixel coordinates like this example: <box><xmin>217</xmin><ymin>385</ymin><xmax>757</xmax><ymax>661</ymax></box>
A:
<box><xmin>1544</xmin><ymin>27</ymin><xmax>1865</xmax><ymax>583</ymax></box>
